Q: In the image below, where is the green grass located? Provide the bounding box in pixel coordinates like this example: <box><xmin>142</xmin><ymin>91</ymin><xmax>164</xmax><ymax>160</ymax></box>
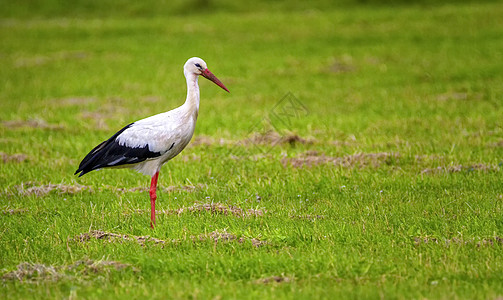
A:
<box><xmin>1</xmin><ymin>1</ymin><xmax>503</xmax><ymax>299</ymax></box>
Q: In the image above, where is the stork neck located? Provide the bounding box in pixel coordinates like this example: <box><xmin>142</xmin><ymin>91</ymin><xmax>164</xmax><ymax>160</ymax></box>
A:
<box><xmin>183</xmin><ymin>72</ymin><xmax>200</xmax><ymax>119</ymax></box>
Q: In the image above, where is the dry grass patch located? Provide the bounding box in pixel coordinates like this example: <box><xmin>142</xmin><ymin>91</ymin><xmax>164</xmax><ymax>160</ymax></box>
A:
<box><xmin>113</xmin><ymin>183</ymin><xmax>206</xmax><ymax>194</ymax></box>
<box><xmin>74</xmin><ymin>230</ymin><xmax>172</xmax><ymax>246</ymax></box>
<box><xmin>421</xmin><ymin>163</ymin><xmax>500</xmax><ymax>175</ymax></box>
<box><xmin>54</xmin><ymin>97</ymin><xmax>96</xmax><ymax>106</ymax></box>
<box><xmin>74</xmin><ymin>229</ymin><xmax>268</xmax><ymax>248</ymax></box>
<box><xmin>191</xmin><ymin>135</ymin><xmax>229</xmax><ymax>147</ymax></box>
<box><xmin>2</xmin><ymin>208</ymin><xmax>28</xmax><ymax>215</ymax></box>
<box><xmin>129</xmin><ymin>202</ymin><xmax>265</xmax><ymax>218</ymax></box>
<box><xmin>13</xmin><ymin>182</ymin><xmax>204</xmax><ymax>197</ymax></box>
<box><xmin>2</xmin><ymin>259</ymin><xmax>135</xmax><ymax>282</ymax></box>
<box><xmin>13</xmin><ymin>51</ymin><xmax>89</xmax><ymax>68</ymax></box>
<box><xmin>330</xmin><ymin>139</ymin><xmax>358</xmax><ymax>147</ymax></box>
<box><xmin>414</xmin><ymin>236</ymin><xmax>503</xmax><ymax>247</ymax></box>
<box><xmin>171</xmin><ymin>202</ymin><xmax>265</xmax><ymax>217</ymax></box>
<box><xmin>255</xmin><ymin>275</ymin><xmax>293</xmax><ymax>284</ymax></box>
<box><xmin>326</xmin><ymin>61</ymin><xmax>356</xmax><ymax>74</ymax></box>
<box><xmin>0</xmin><ymin>152</ymin><xmax>28</xmax><ymax>163</ymax></box>
<box><xmin>79</xmin><ymin>111</ymin><xmax>110</xmax><ymax>130</ymax></box>
<box><xmin>323</xmin><ymin>56</ymin><xmax>357</xmax><ymax>74</ymax></box>
<box><xmin>1</xmin><ymin>119</ymin><xmax>64</xmax><ymax>130</ymax></box>
<box><xmin>2</xmin><ymin>262</ymin><xmax>61</xmax><ymax>282</ymax></box>
<box><xmin>245</xmin><ymin>131</ymin><xmax>314</xmax><ymax>146</ymax></box>
<box><xmin>192</xmin><ymin>132</ymin><xmax>315</xmax><ymax>148</ymax></box>
<box><xmin>198</xmin><ymin>230</ymin><xmax>268</xmax><ymax>248</ymax></box>
<box><xmin>290</xmin><ymin>214</ymin><xmax>325</xmax><ymax>220</ymax></box>
<box><xmin>78</xmin><ymin>97</ymin><xmax>144</xmax><ymax>130</ymax></box>
<box><xmin>436</xmin><ymin>91</ymin><xmax>482</xmax><ymax>102</ymax></box>
<box><xmin>282</xmin><ymin>151</ymin><xmax>399</xmax><ymax>168</ymax></box>
<box><xmin>491</xmin><ymin>140</ymin><xmax>503</xmax><ymax>148</ymax></box>
<box><xmin>414</xmin><ymin>154</ymin><xmax>446</xmax><ymax>163</ymax></box>
<box><xmin>16</xmin><ymin>182</ymin><xmax>92</xmax><ymax>196</ymax></box>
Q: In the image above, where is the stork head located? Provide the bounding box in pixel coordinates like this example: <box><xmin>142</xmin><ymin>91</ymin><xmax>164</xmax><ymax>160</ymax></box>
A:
<box><xmin>184</xmin><ymin>57</ymin><xmax>229</xmax><ymax>92</ymax></box>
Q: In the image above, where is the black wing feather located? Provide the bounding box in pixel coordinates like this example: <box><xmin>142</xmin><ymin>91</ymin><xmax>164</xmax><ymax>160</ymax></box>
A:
<box><xmin>75</xmin><ymin>123</ymin><xmax>162</xmax><ymax>177</ymax></box>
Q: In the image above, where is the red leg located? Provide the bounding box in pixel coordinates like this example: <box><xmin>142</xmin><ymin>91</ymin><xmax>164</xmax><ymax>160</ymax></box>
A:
<box><xmin>149</xmin><ymin>171</ymin><xmax>159</xmax><ymax>229</ymax></box>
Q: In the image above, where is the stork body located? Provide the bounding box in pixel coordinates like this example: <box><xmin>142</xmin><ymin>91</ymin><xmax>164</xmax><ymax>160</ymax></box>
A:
<box><xmin>75</xmin><ymin>57</ymin><xmax>229</xmax><ymax>228</ymax></box>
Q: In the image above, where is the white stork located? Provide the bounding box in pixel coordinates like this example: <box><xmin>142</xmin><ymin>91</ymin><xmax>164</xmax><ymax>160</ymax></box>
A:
<box><xmin>75</xmin><ymin>57</ymin><xmax>229</xmax><ymax>228</ymax></box>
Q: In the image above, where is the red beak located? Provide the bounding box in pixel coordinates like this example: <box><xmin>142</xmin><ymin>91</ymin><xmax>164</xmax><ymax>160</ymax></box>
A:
<box><xmin>201</xmin><ymin>69</ymin><xmax>230</xmax><ymax>93</ymax></box>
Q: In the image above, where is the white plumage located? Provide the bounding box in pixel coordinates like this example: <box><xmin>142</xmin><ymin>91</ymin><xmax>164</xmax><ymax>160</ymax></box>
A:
<box><xmin>75</xmin><ymin>57</ymin><xmax>229</xmax><ymax>228</ymax></box>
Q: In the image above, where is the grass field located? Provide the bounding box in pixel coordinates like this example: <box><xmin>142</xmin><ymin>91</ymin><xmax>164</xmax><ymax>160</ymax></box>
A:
<box><xmin>1</xmin><ymin>1</ymin><xmax>503</xmax><ymax>299</ymax></box>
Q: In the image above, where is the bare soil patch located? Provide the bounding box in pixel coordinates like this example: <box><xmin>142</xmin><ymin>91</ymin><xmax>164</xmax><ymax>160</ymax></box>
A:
<box><xmin>0</xmin><ymin>152</ymin><xmax>28</xmax><ymax>163</ymax></box>
<box><xmin>282</xmin><ymin>151</ymin><xmax>399</xmax><ymax>168</ymax></box>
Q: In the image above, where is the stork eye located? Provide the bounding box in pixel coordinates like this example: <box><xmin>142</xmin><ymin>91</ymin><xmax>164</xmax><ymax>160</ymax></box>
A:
<box><xmin>195</xmin><ymin>63</ymin><xmax>202</xmax><ymax>69</ymax></box>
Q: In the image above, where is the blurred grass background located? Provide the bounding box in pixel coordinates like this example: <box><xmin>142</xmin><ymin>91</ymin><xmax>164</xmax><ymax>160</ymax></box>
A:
<box><xmin>1</xmin><ymin>0</ymin><xmax>503</xmax><ymax>299</ymax></box>
<box><xmin>2</xmin><ymin>0</ymin><xmax>501</xmax><ymax>18</ymax></box>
